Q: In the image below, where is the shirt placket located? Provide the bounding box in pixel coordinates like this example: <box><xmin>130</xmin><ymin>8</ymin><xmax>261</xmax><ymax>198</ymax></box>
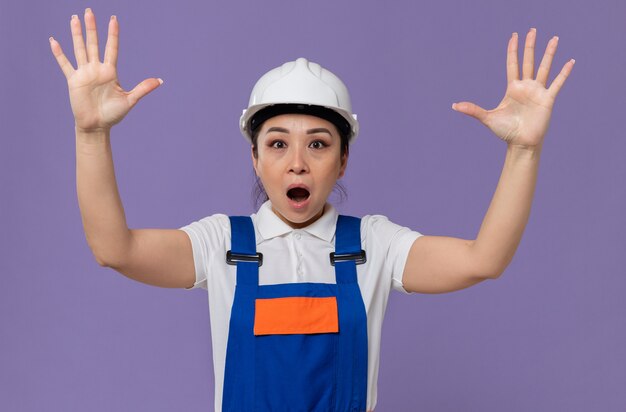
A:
<box><xmin>293</xmin><ymin>230</ymin><xmax>304</xmax><ymax>278</ymax></box>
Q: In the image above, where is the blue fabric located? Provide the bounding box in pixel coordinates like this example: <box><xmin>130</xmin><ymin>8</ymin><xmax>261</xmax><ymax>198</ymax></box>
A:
<box><xmin>333</xmin><ymin>216</ymin><xmax>368</xmax><ymax>411</ymax></box>
<box><xmin>222</xmin><ymin>215</ymin><xmax>368</xmax><ymax>412</ymax></box>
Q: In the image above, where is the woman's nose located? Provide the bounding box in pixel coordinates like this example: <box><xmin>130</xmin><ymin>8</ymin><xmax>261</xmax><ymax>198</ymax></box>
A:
<box><xmin>288</xmin><ymin>147</ymin><xmax>309</xmax><ymax>174</ymax></box>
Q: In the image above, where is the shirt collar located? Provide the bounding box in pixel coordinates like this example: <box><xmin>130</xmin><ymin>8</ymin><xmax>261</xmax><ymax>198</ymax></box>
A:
<box><xmin>254</xmin><ymin>200</ymin><xmax>338</xmax><ymax>244</ymax></box>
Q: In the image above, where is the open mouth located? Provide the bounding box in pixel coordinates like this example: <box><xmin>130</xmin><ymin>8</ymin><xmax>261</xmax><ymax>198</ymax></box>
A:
<box><xmin>287</xmin><ymin>187</ymin><xmax>310</xmax><ymax>203</ymax></box>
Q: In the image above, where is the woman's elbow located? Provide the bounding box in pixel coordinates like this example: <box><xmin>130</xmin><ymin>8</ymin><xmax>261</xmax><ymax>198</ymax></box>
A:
<box><xmin>89</xmin><ymin>244</ymin><xmax>128</xmax><ymax>269</ymax></box>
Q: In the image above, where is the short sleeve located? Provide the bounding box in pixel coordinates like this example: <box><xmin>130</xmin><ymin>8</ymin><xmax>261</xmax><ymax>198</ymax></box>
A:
<box><xmin>178</xmin><ymin>214</ymin><xmax>229</xmax><ymax>290</ymax></box>
<box><xmin>364</xmin><ymin>215</ymin><xmax>423</xmax><ymax>295</ymax></box>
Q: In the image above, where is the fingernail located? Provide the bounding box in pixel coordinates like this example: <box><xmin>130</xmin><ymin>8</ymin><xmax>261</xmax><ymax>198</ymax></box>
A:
<box><xmin>71</xmin><ymin>14</ymin><xmax>77</xmax><ymax>20</ymax></box>
<box><xmin>451</xmin><ymin>103</ymin><xmax>457</xmax><ymax>110</ymax></box>
<box><xmin>512</xmin><ymin>32</ymin><xmax>518</xmax><ymax>37</ymax></box>
<box><xmin>554</xmin><ymin>36</ymin><xmax>559</xmax><ymax>41</ymax></box>
<box><xmin>49</xmin><ymin>36</ymin><xmax>54</xmax><ymax>43</ymax></box>
<box><xmin>86</xmin><ymin>7</ymin><xmax>92</xmax><ymax>14</ymax></box>
<box><xmin>111</xmin><ymin>15</ymin><xmax>116</xmax><ymax>20</ymax></box>
<box><xmin>571</xmin><ymin>59</ymin><xmax>576</xmax><ymax>65</ymax></box>
<box><xmin>158</xmin><ymin>78</ymin><xmax>164</xmax><ymax>85</ymax></box>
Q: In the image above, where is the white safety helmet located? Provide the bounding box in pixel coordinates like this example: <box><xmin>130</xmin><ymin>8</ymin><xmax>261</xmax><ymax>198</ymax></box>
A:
<box><xmin>240</xmin><ymin>57</ymin><xmax>359</xmax><ymax>144</ymax></box>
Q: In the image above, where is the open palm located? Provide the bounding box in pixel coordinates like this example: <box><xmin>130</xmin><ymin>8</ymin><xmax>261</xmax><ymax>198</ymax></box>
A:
<box><xmin>452</xmin><ymin>28</ymin><xmax>575</xmax><ymax>149</ymax></box>
<box><xmin>50</xmin><ymin>8</ymin><xmax>161</xmax><ymax>132</ymax></box>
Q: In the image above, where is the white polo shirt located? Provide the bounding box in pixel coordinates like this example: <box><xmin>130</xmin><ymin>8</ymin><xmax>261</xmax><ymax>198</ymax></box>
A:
<box><xmin>179</xmin><ymin>200</ymin><xmax>422</xmax><ymax>412</ymax></box>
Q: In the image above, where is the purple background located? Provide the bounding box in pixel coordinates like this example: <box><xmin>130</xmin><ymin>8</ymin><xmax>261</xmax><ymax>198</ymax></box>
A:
<box><xmin>1</xmin><ymin>0</ymin><xmax>624</xmax><ymax>410</ymax></box>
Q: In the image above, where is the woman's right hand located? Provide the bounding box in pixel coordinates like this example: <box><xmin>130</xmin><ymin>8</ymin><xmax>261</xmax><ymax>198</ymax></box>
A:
<box><xmin>49</xmin><ymin>8</ymin><xmax>162</xmax><ymax>133</ymax></box>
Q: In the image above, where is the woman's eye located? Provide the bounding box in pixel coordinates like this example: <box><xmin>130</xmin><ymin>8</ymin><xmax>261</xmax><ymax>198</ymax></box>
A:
<box><xmin>270</xmin><ymin>141</ymin><xmax>285</xmax><ymax>149</ymax></box>
<box><xmin>310</xmin><ymin>141</ymin><xmax>327</xmax><ymax>149</ymax></box>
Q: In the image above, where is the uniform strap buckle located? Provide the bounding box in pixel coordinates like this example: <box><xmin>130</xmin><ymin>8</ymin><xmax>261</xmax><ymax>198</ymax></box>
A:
<box><xmin>226</xmin><ymin>250</ymin><xmax>264</xmax><ymax>267</ymax></box>
<box><xmin>329</xmin><ymin>250</ymin><xmax>367</xmax><ymax>266</ymax></box>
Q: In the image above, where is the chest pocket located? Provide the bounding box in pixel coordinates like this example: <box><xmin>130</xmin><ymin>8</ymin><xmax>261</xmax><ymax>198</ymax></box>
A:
<box><xmin>253</xmin><ymin>296</ymin><xmax>339</xmax><ymax>336</ymax></box>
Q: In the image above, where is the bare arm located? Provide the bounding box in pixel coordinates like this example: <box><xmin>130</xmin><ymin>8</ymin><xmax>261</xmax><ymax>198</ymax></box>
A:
<box><xmin>402</xmin><ymin>145</ymin><xmax>539</xmax><ymax>294</ymax></box>
<box><xmin>51</xmin><ymin>8</ymin><xmax>195</xmax><ymax>289</ymax></box>
<box><xmin>471</xmin><ymin>145</ymin><xmax>541</xmax><ymax>277</ymax></box>
<box><xmin>75</xmin><ymin>128</ymin><xmax>128</xmax><ymax>267</ymax></box>
<box><xmin>401</xmin><ymin>28</ymin><xmax>574</xmax><ymax>294</ymax></box>
<box><xmin>76</xmin><ymin>129</ymin><xmax>195</xmax><ymax>288</ymax></box>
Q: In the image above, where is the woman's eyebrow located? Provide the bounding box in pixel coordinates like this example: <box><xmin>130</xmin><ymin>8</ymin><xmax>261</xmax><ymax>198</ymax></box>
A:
<box><xmin>306</xmin><ymin>128</ymin><xmax>332</xmax><ymax>135</ymax></box>
<box><xmin>265</xmin><ymin>127</ymin><xmax>332</xmax><ymax>135</ymax></box>
<box><xmin>266</xmin><ymin>127</ymin><xmax>289</xmax><ymax>134</ymax></box>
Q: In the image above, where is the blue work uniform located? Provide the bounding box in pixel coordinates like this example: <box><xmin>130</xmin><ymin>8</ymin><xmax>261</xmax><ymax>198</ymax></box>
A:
<box><xmin>222</xmin><ymin>215</ymin><xmax>369</xmax><ymax>411</ymax></box>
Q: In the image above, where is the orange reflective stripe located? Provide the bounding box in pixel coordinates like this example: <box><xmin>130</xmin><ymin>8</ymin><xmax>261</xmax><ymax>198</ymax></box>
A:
<box><xmin>254</xmin><ymin>296</ymin><xmax>339</xmax><ymax>336</ymax></box>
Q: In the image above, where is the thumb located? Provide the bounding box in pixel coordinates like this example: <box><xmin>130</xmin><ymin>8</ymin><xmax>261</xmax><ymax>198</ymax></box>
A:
<box><xmin>452</xmin><ymin>101</ymin><xmax>488</xmax><ymax>123</ymax></box>
<box><xmin>127</xmin><ymin>78</ymin><xmax>163</xmax><ymax>107</ymax></box>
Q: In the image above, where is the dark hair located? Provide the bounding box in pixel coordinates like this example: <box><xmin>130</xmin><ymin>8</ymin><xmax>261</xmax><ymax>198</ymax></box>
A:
<box><xmin>250</xmin><ymin>120</ymin><xmax>350</xmax><ymax>211</ymax></box>
<box><xmin>250</xmin><ymin>104</ymin><xmax>351</xmax><ymax>139</ymax></box>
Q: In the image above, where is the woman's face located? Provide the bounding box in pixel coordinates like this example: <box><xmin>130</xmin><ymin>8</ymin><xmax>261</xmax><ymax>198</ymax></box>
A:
<box><xmin>252</xmin><ymin>113</ymin><xmax>348</xmax><ymax>229</ymax></box>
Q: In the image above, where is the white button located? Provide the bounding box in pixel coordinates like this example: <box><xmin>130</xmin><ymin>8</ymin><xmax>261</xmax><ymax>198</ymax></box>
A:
<box><xmin>294</xmin><ymin>232</ymin><xmax>301</xmax><ymax>240</ymax></box>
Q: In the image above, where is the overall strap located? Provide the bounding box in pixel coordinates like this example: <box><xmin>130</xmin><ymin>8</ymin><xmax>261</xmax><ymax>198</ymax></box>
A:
<box><xmin>333</xmin><ymin>215</ymin><xmax>369</xmax><ymax>410</ymax></box>
<box><xmin>333</xmin><ymin>215</ymin><xmax>365</xmax><ymax>284</ymax></box>
<box><xmin>227</xmin><ymin>216</ymin><xmax>260</xmax><ymax>286</ymax></box>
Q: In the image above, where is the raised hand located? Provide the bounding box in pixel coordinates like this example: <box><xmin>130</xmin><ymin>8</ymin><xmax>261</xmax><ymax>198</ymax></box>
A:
<box><xmin>452</xmin><ymin>28</ymin><xmax>575</xmax><ymax>150</ymax></box>
<box><xmin>49</xmin><ymin>8</ymin><xmax>162</xmax><ymax>133</ymax></box>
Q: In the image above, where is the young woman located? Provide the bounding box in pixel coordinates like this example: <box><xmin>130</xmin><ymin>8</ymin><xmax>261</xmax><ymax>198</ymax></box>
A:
<box><xmin>49</xmin><ymin>8</ymin><xmax>574</xmax><ymax>412</ymax></box>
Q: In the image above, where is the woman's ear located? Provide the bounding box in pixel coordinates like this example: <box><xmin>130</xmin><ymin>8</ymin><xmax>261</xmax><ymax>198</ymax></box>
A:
<box><xmin>338</xmin><ymin>152</ymin><xmax>348</xmax><ymax>179</ymax></box>
<box><xmin>251</xmin><ymin>146</ymin><xmax>259</xmax><ymax>177</ymax></box>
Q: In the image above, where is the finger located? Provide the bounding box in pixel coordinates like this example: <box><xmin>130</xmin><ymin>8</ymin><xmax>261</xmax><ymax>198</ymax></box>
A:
<box><xmin>49</xmin><ymin>36</ymin><xmax>76</xmax><ymax>79</ymax></box>
<box><xmin>506</xmin><ymin>32</ymin><xmax>519</xmax><ymax>84</ymax></box>
<box><xmin>451</xmin><ymin>101</ymin><xmax>488</xmax><ymax>123</ymax></box>
<box><xmin>536</xmin><ymin>36</ymin><xmax>559</xmax><ymax>87</ymax></box>
<box><xmin>103</xmin><ymin>15</ymin><xmax>119</xmax><ymax>66</ymax></box>
<box><xmin>84</xmin><ymin>8</ymin><xmax>100</xmax><ymax>63</ymax></box>
<box><xmin>70</xmin><ymin>14</ymin><xmax>87</xmax><ymax>66</ymax></box>
<box><xmin>522</xmin><ymin>28</ymin><xmax>536</xmax><ymax>80</ymax></box>
<box><xmin>127</xmin><ymin>78</ymin><xmax>164</xmax><ymax>107</ymax></box>
<box><xmin>547</xmin><ymin>59</ymin><xmax>575</xmax><ymax>99</ymax></box>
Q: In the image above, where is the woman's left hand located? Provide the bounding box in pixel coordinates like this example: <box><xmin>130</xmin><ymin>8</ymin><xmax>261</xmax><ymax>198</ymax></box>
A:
<box><xmin>452</xmin><ymin>28</ymin><xmax>575</xmax><ymax>151</ymax></box>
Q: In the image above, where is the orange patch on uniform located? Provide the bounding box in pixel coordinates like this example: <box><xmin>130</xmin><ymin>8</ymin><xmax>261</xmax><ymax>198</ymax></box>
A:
<box><xmin>254</xmin><ymin>296</ymin><xmax>339</xmax><ymax>336</ymax></box>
